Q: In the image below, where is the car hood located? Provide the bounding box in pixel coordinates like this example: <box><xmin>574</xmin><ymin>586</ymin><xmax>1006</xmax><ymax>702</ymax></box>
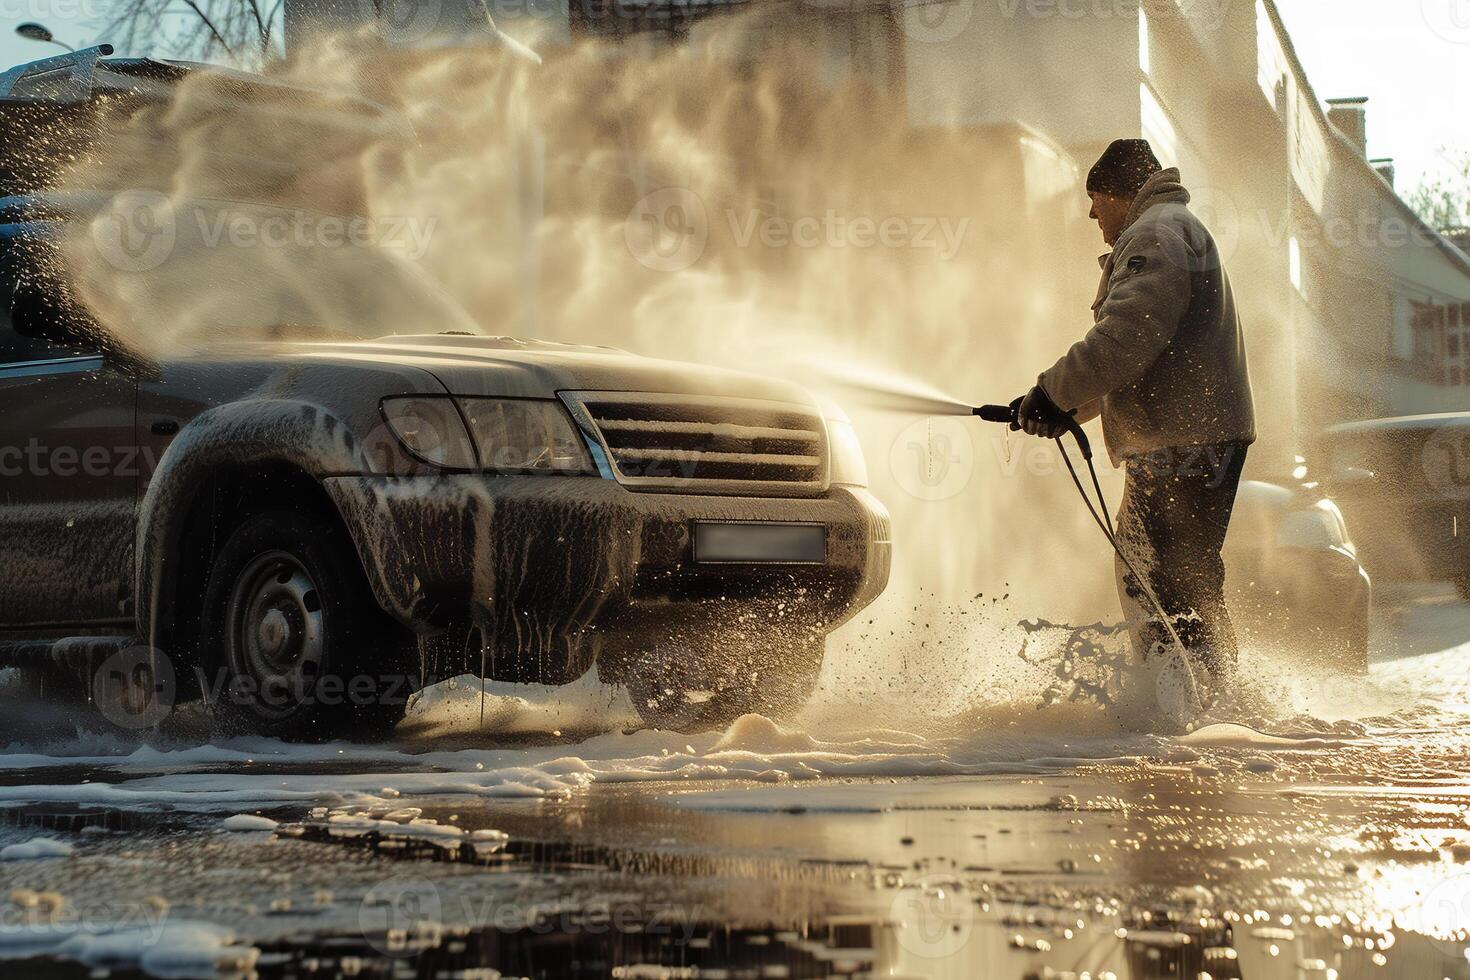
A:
<box><xmin>272</xmin><ymin>333</ymin><xmax>820</xmax><ymax>407</ymax></box>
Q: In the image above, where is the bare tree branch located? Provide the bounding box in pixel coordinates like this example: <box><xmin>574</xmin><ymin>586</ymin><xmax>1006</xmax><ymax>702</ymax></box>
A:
<box><xmin>179</xmin><ymin>0</ymin><xmax>238</xmax><ymax>56</ymax></box>
<box><xmin>101</xmin><ymin>0</ymin><xmax>286</xmax><ymax>66</ymax></box>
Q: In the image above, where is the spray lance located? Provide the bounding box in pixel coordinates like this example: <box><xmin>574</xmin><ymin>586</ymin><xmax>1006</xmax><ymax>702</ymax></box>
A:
<box><xmin>972</xmin><ymin>401</ymin><xmax>1208</xmax><ymax>717</ymax></box>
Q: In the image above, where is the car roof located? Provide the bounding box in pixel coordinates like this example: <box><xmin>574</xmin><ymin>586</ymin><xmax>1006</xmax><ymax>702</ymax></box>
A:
<box><xmin>1325</xmin><ymin>412</ymin><xmax>1470</xmax><ymax>436</ymax></box>
<box><xmin>0</xmin><ymin>45</ymin><xmax>401</xmax><ymax>124</ymax></box>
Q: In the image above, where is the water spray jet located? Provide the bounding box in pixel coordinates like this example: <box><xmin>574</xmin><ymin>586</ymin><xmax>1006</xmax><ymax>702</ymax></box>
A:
<box><xmin>805</xmin><ymin>355</ymin><xmax>1212</xmax><ymax>726</ymax></box>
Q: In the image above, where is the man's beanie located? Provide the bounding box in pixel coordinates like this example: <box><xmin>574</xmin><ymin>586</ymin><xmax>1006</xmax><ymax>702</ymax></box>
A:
<box><xmin>1087</xmin><ymin>139</ymin><xmax>1162</xmax><ymax>198</ymax></box>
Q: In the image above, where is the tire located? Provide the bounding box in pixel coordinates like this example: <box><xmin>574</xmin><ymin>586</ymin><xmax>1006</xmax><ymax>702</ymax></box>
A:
<box><xmin>626</xmin><ymin>636</ymin><xmax>825</xmax><ymax>733</ymax></box>
<box><xmin>198</xmin><ymin>509</ymin><xmax>414</xmax><ymax>740</ymax></box>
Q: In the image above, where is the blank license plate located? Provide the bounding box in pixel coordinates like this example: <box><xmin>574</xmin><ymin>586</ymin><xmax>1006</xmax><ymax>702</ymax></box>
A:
<box><xmin>693</xmin><ymin>522</ymin><xmax>826</xmax><ymax>564</ymax></box>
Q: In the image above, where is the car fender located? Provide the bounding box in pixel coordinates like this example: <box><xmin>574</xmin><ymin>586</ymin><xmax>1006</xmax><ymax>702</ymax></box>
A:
<box><xmin>136</xmin><ymin>398</ymin><xmax>374</xmax><ymax>650</ymax></box>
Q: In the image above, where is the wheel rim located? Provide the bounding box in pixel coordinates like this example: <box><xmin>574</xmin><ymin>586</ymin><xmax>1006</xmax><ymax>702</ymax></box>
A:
<box><xmin>225</xmin><ymin>550</ymin><xmax>325</xmax><ymax>722</ymax></box>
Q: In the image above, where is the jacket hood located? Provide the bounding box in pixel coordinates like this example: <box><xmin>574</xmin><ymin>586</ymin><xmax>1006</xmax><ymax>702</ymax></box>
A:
<box><xmin>1120</xmin><ymin>167</ymin><xmax>1190</xmax><ymax>236</ymax></box>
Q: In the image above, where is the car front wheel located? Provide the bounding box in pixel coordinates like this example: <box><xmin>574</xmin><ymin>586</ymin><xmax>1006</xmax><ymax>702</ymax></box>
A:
<box><xmin>199</xmin><ymin>510</ymin><xmax>413</xmax><ymax>740</ymax></box>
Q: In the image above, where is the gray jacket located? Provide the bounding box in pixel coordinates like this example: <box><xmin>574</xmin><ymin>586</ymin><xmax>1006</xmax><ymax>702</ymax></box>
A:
<box><xmin>1038</xmin><ymin>168</ymin><xmax>1256</xmax><ymax>465</ymax></box>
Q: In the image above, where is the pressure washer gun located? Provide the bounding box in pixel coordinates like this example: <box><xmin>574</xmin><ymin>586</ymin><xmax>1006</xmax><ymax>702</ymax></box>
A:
<box><xmin>973</xmin><ymin>403</ymin><xmax>1092</xmax><ymax>461</ymax></box>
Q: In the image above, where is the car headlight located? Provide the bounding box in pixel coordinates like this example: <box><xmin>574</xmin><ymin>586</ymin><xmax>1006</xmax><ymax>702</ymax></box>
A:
<box><xmin>381</xmin><ymin>396</ymin><xmax>596</xmax><ymax>474</ymax></box>
<box><xmin>380</xmin><ymin>396</ymin><xmax>477</xmax><ymax>469</ymax></box>
<box><xmin>825</xmin><ymin>414</ymin><xmax>868</xmax><ymax>487</ymax></box>
<box><xmin>458</xmin><ymin>397</ymin><xmax>597</xmax><ymax>474</ymax></box>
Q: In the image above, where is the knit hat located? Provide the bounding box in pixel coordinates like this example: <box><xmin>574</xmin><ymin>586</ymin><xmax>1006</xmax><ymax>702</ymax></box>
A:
<box><xmin>1087</xmin><ymin>139</ymin><xmax>1161</xmax><ymax>199</ymax></box>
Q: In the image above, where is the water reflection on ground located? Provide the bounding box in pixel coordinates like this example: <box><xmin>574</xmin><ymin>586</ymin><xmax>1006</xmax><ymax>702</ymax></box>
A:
<box><xmin>1</xmin><ymin>585</ymin><xmax>1469</xmax><ymax>978</ymax></box>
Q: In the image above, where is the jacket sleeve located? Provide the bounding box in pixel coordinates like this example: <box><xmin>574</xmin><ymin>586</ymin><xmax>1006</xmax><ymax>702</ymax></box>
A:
<box><xmin>1070</xmin><ymin>398</ymin><xmax>1102</xmax><ymax>425</ymax></box>
<box><xmin>1037</xmin><ymin>224</ymin><xmax>1193</xmax><ymax>411</ymax></box>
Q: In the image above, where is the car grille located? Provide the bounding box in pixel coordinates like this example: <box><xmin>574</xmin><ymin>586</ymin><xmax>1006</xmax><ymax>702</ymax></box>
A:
<box><xmin>562</xmin><ymin>391</ymin><xmax>829</xmax><ymax>497</ymax></box>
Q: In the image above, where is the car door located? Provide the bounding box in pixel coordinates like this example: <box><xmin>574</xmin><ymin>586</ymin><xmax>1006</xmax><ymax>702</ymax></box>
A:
<box><xmin>0</xmin><ymin>287</ymin><xmax>138</xmax><ymax>628</ymax></box>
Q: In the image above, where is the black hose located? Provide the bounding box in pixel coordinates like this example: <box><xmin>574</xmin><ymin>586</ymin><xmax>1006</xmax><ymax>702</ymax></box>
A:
<box><xmin>1056</xmin><ymin>439</ymin><xmax>1201</xmax><ymax>708</ymax></box>
<box><xmin>974</xmin><ymin>404</ymin><xmax>1202</xmax><ymax>707</ymax></box>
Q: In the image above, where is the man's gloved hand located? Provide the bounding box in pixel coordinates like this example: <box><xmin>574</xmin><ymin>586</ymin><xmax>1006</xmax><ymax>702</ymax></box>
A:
<box><xmin>1012</xmin><ymin>386</ymin><xmax>1071</xmax><ymax>439</ymax></box>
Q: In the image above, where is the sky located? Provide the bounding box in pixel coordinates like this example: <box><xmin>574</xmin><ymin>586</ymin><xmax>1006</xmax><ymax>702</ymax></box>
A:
<box><xmin>1274</xmin><ymin>0</ymin><xmax>1470</xmax><ymax>193</ymax></box>
<box><xmin>0</xmin><ymin>0</ymin><xmax>1464</xmax><ymax>196</ymax></box>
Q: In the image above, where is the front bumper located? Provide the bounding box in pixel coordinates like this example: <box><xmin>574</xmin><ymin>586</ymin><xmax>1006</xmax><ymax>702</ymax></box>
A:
<box><xmin>323</xmin><ymin>475</ymin><xmax>891</xmax><ymax>681</ymax></box>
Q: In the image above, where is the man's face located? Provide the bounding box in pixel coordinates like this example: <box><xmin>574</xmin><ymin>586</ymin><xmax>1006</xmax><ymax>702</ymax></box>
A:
<box><xmin>1088</xmin><ymin>191</ymin><xmax>1132</xmax><ymax>247</ymax></box>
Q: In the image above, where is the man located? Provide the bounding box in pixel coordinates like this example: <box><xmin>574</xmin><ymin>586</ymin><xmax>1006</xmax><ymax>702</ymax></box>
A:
<box><xmin>1013</xmin><ymin>139</ymin><xmax>1256</xmax><ymax>686</ymax></box>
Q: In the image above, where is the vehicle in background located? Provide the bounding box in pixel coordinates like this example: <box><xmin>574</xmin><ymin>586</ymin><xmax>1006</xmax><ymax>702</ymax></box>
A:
<box><xmin>1316</xmin><ymin>413</ymin><xmax>1470</xmax><ymax>599</ymax></box>
<box><xmin>1224</xmin><ymin>479</ymin><xmax>1371</xmax><ymax>672</ymax></box>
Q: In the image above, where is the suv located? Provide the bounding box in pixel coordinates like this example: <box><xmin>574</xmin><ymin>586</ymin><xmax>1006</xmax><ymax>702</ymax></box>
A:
<box><xmin>0</xmin><ymin>50</ymin><xmax>891</xmax><ymax>738</ymax></box>
<box><xmin>0</xmin><ymin>221</ymin><xmax>890</xmax><ymax>736</ymax></box>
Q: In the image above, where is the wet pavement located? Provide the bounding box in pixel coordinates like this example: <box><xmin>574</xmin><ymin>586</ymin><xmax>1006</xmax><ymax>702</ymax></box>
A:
<box><xmin>2</xmin><ymin>586</ymin><xmax>1469</xmax><ymax>979</ymax></box>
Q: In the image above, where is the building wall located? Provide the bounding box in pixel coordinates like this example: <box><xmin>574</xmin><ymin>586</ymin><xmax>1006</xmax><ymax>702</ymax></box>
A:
<box><xmin>900</xmin><ymin>1</ymin><xmax>1139</xmax><ymax>143</ymax></box>
<box><xmin>284</xmin><ymin>0</ymin><xmax>1470</xmax><ymax>457</ymax></box>
<box><xmin>893</xmin><ymin>0</ymin><xmax>1470</xmax><ymax>471</ymax></box>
